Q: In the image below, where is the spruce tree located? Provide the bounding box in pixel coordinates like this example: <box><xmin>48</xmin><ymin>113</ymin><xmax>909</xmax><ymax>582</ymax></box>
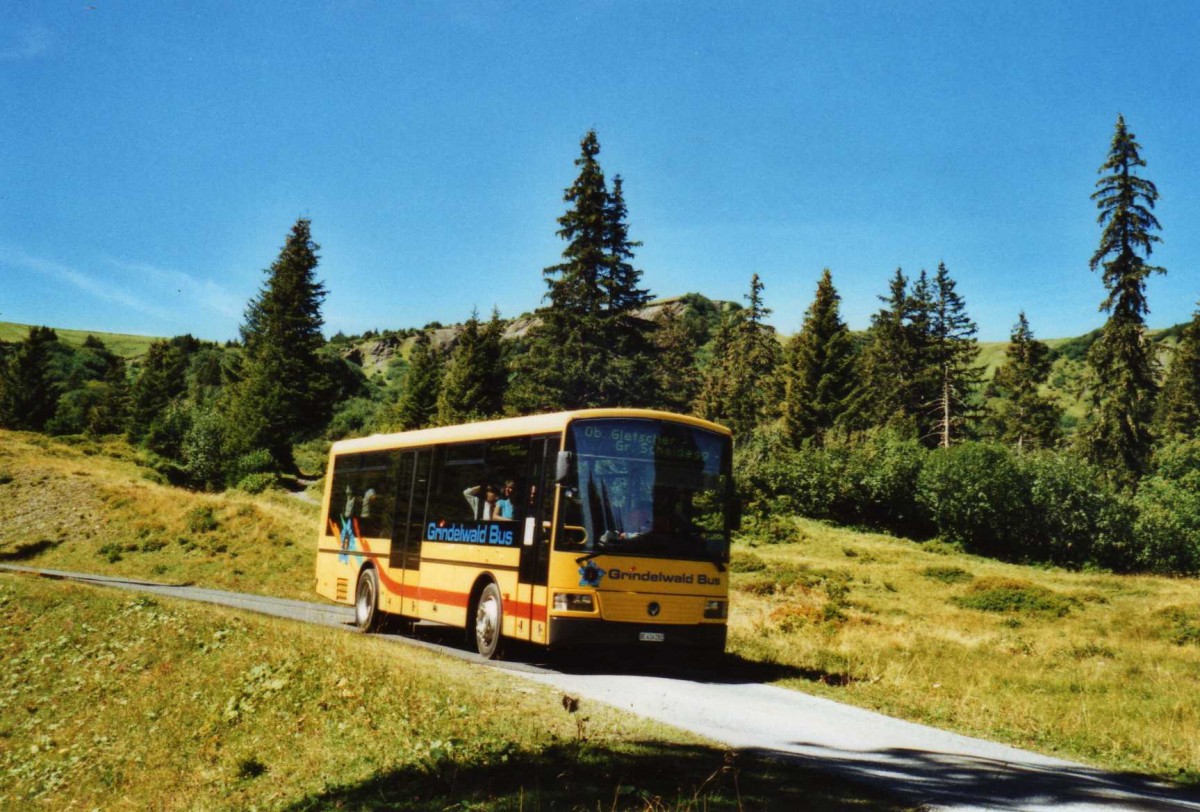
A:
<box><xmin>0</xmin><ymin>326</ymin><xmax>61</xmax><ymax>431</ymax></box>
<box><xmin>846</xmin><ymin>269</ymin><xmax>923</xmax><ymax>434</ymax></box>
<box><xmin>437</xmin><ymin>308</ymin><xmax>506</xmax><ymax>424</ymax></box>
<box><xmin>225</xmin><ymin>218</ymin><xmax>331</xmax><ymax>469</ymax></box>
<box><xmin>1157</xmin><ymin>305</ymin><xmax>1200</xmax><ymax>438</ymax></box>
<box><xmin>393</xmin><ymin>331</ymin><xmax>443</xmax><ymax>430</ymax></box>
<box><xmin>1079</xmin><ymin>115</ymin><xmax>1163</xmax><ymax>486</ymax></box>
<box><xmin>988</xmin><ymin>312</ymin><xmax>1062</xmax><ymax>449</ymax></box>
<box><xmin>782</xmin><ymin>269</ymin><xmax>855</xmax><ymax>446</ymax></box>
<box><xmin>510</xmin><ymin>131</ymin><xmax>656</xmax><ymax>412</ymax></box>
<box><xmin>696</xmin><ymin>274</ymin><xmax>783</xmax><ymax>437</ymax></box>
<box><xmin>927</xmin><ymin>263</ymin><xmax>982</xmax><ymax>448</ymax></box>
<box><xmin>127</xmin><ymin>338</ymin><xmax>189</xmax><ymax>443</ymax></box>
<box><xmin>651</xmin><ymin>303</ymin><xmax>704</xmax><ymax>413</ymax></box>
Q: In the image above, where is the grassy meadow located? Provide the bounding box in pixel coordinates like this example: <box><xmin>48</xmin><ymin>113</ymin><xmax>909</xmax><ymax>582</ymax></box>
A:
<box><xmin>0</xmin><ymin>321</ymin><xmax>161</xmax><ymax>360</ymax></box>
<box><xmin>2</xmin><ymin>429</ymin><xmax>1200</xmax><ymax>798</ymax></box>
<box><xmin>0</xmin><ymin>431</ymin><xmax>318</xmax><ymax>600</ymax></box>
<box><xmin>0</xmin><ymin>576</ymin><xmax>905</xmax><ymax>810</ymax></box>
<box><xmin>728</xmin><ymin>517</ymin><xmax>1200</xmax><ymax>784</ymax></box>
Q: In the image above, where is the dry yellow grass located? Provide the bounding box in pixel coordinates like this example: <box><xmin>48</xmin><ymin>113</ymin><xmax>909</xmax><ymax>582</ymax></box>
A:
<box><xmin>0</xmin><ymin>574</ymin><xmax>908</xmax><ymax>810</ymax></box>
<box><xmin>0</xmin><ymin>431</ymin><xmax>317</xmax><ymax>600</ymax></box>
<box><xmin>728</xmin><ymin>516</ymin><xmax>1200</xmax><ymax>783</ymax></box>
<box><xmin>4</xmin><ymin>430</ymin><xmax>1198</xmax><ymax>787</ymax></box>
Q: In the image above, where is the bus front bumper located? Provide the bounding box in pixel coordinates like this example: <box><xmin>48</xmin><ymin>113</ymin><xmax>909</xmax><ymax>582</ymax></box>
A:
<box><xmin>548</xmin><ymin>616</ymin><xmax>727</xmax><ymax>652</ymax></box>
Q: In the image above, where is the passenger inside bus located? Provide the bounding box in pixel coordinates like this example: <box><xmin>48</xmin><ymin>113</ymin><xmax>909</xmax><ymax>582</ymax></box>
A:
<box><xmin>494</xmin><ymin>480</ymin><xmax>516</xmax><ymax>520</ymax></box>
<box><xmin>462</xmin><ymin>484</ymin><xmax>499</xmax><ymax>519</ymax></box>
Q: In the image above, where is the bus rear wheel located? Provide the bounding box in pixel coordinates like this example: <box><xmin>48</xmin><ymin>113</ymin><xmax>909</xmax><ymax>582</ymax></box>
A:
<box><xmin>472</xmin><ymin>582</ymin><xmax>504</xmax><ymax>659</ymax></box>
<box><xmin>355</xmin><ymin>568</ymin><xmax>382</xmax><ymax>633</ymax></box>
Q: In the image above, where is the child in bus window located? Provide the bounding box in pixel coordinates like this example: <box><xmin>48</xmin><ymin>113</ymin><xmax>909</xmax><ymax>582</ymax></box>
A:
<box><xmin>494</xmin><ymin>480</ymin><xmax>516</xmax><ymax>520</ymax></box>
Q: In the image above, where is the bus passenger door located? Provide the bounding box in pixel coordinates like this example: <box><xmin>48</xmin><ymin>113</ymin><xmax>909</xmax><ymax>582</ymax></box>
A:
<box><xmin>518</xmin><ymin>437</ymin><xmax>556</xmax><ymax>644</ymax></box>
<box><xmin>388</xmin><ymin>449</ymin><xmax>430</xmax><ymax>618</ymax></box>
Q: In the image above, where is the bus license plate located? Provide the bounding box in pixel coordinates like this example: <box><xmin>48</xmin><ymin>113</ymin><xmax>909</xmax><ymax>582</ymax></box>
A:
<box><xmin>639</xmin><ymin>632</ymin><xmax>665</xmax><ymax>643</ymax></box>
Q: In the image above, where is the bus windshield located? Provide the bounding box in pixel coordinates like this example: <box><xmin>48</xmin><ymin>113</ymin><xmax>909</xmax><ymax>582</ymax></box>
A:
<box><xmin>559</xmin><ymin>418</ymin><xmax>732</xmax><ymax>563</ymax></box>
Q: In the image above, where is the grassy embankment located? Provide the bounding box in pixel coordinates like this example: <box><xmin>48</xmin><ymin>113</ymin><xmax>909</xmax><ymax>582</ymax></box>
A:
<box><xmin>2</xmin><ymin>430</ymin><xmax>1199</xmax><ymax>792</ymax></box>
<box><xmin>0</xmin><ymin>321</ymin><xmax>160</xmax><ymax>360</ymax></box>
<box><xmin>728</xmin><ymin>517</ymin><xmax>1200</xmax><ymax>784</ymax></box>
<box><xmin>1</xmin><ymin>577</ymin><xmax>902</xmax><ymax>810</ymax></box>
<box><xmin>0</xmin><ymin>431</ymin><xmax>907</xmax><ymax>809</ymax></box>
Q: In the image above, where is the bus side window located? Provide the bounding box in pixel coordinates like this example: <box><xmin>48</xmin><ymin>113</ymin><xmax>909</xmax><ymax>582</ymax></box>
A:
<box><xmin>485</xmin><ymin>437</ymin><xmax>532</xmax><ymax>523</ymax></box>
<box><xmin>327</xmin><ymin>453</ymin><xmax>362</xmax><ymax>536</ymax></box>
<box><xmin>408</xmin><ymin>449</ymin><xmax>431</xmax><ymax>564</ymax></box>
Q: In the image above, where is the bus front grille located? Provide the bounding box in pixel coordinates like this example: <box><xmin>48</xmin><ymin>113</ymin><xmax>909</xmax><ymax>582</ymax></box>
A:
<box><xmin>597</xmin><ymin>593</ymin><xmax>702</xmax><ymax>624</ymax></box>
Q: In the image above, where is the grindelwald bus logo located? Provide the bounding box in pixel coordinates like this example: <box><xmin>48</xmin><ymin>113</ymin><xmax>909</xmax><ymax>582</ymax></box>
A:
<box><xmin>338</xmin><ymin>516</ymin><xmax>357</xmax><ymax>563</ymax></box>
<box><xmin>579</xmin><ymin>562</ymin><xmax>604</xmax><ymax>587</ymax></box>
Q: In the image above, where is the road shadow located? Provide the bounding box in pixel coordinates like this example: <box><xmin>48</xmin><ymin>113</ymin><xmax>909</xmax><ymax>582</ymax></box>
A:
<box><xmin>389</xmin><ymin>622</ymin><xmax>854</xmax><ymax>686</ymax></box>
<box><xmin>277</xmin><ymin>739</ymin><xmax>913</xmax><ymax>811</ymax></box>
<box><xmin>535</xmin><ymin>646</ymin><xmax>853</xmax><ymax>686</ymax></box>
<box><xmin>750</xmin><ymin>742</ymin><xmax>1200</xmax><ymax>811</ymax></box>
<box><xmin>0</xmin><ymin>539</ymin><xmax>62</xmax><ymax>562</ymax></box>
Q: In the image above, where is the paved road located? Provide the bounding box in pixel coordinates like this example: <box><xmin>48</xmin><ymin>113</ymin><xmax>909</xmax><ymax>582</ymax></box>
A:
<box><xmin>6</xmin><ymin>564</ymin><xmax>1200</xmax><ymax>811</ymax></box>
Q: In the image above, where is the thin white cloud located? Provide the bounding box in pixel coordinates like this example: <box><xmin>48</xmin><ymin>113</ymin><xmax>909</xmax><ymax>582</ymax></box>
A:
<box><xmin>0</xmin><ymin>247</ymin><xmax>176</xmax><ymax>322</ymax></box>
<box><xmin>0</xmin><ymin>25</ymin><xmax>50</xmax><ymax>62</ymax></box>
<box><xmin>104</xmin><ymin>258</ymin><xmax>244</xmax><ymax>319</ymax></box>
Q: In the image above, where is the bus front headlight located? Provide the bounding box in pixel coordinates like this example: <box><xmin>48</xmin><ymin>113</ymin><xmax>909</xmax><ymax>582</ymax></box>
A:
<box><xmin>703</xmin><ymin>599</ymin><xmax>727</xmax><ymax>619</ymax></box>
<box><xmin>553</xmin><ymin>593</ymin><xmax>595</xmax><ymax>612</ymax></box>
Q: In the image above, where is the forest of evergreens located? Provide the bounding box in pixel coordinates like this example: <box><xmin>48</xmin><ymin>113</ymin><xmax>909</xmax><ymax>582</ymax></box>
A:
<box><xmin>3</xmin><ymin>118</ymin><xmax>1200</xmax><ymax>574</ymax></box>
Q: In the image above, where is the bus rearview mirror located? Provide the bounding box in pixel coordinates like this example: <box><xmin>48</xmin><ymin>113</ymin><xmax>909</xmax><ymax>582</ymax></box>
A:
<box><xmin>555</xmin><ymin>451</ymin><xmax>575</xmax><ymax>485</ymax></box>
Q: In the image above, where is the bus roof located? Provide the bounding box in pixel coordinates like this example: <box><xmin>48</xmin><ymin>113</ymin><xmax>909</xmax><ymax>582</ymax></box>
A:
<box><xmin>329</xmin><ymin>409</ymin><xmax>731</xmax><ymax>455</ymax></box>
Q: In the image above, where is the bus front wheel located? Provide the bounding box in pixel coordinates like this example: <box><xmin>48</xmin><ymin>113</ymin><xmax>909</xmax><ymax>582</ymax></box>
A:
<box><xmin>355</xmin><ymin>568</ymin><xmax>382</xmax><ymax>633</ymax></box>
<box><xmin>472</xmin><ymin>582</ymin><xmax>505</xmax><ymax>659</ymax></box>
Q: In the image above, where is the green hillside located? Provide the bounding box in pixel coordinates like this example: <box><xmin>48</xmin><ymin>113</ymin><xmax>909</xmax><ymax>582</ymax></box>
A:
<box><xmin>0</xmin><ymin>321</ymin><xmax>163</xmax><ymax>359</ymax></box>
<box><xmin>1</xmin><ymin>431</ymin><xmax>1198</xmax><ymax>787</ymax></box>
<box><xmin>0</xmin><ymin>430</ymin><xmax>907</xmax><ymax>809</ymax></box>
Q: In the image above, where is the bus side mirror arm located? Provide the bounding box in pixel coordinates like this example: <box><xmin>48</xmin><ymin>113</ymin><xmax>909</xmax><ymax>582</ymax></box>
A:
<box><xmin>555</xmin><ymin>451</ymin><xmax>575</xmax><ymax>486</ymax></box>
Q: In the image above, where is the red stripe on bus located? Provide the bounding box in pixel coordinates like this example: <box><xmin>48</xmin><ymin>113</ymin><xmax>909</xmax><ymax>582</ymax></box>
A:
<box><xmin>338</xmin><ymin>535</ymin><xmax>546</xmax><ymax>624</ymax></box>
<box><xmin>356</xmin><ymin>537</ymin><xmax>404</xmax><ymax>594</ymax></box>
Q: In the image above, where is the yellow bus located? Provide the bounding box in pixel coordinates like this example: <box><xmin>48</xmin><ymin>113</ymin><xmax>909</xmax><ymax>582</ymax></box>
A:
<box><xmin>315</xmin><ymin>409</ymin><xmax>734</xmax><ymax>659</ymax></box>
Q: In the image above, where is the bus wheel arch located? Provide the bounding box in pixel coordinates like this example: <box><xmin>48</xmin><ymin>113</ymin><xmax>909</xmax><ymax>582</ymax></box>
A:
<box><xmin>354</xmin><ymin>565</ymin><xmax>382</xmax><ymax>633</ymax></box>
<box><xmin>468</xmin><ymin>576</ymin><xmax>505</xmax><ymax>660</ymax></box>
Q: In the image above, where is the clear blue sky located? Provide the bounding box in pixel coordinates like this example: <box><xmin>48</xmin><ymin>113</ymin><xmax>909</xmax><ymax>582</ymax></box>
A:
<box><xmin>2</xmin><ymin>1</ymin><xmax>1198</xmax><ymax>342</ymax></box>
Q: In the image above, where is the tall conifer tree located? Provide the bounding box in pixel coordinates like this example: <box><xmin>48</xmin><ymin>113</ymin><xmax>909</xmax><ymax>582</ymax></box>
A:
<box><xmin>437</xmin><ymin>308</ymin><xmax>506</xmax><ymax>424</ymax></box>
<box><xmin>782</xmin><ymin>269</ymin><xmax>855</xmax><ymax>446</ymax></box>
<box><xmin>1079</xmin><ymin>115</ymin><xmax>1163</xmax><ymax>485</ymax></box>
<box><xmin>126</xmin><ymin>339</ymin><xmax>186</xmax><ymax>440</ymax></box>
<box><xmin>393</xmin><ymin>331</ymin><xmax>443</xmax><ymax>430</ymax></box>
<box><xmin>510</xmin><ymin>131</ymin><xmax>655</xmax><ymax>412</ymax></box>
<box><xmin>1157</xmin><ymin>305</ymin><xmax>1200</xmax><ymax>439</ymax></box>
<box><xmin>225</xmin><ymin>218</ymin><xmax>331</xmax><ymax>469</ymax></box>
<box><xmin>988</xmin><ymin>312</ymin><xmax>1062</xmax><ymax>449</ymax></box>
<box><xmin>696</xmin><ymin>274</ymin><xmax>782</xmax><ymax>438</ymax></box>
<box><xmin>651</xmin><ymin>303</ymin><xmax>704</xmax><ymax>413</ymax></box>
<box><xmin>0</xmin><ymin>326</ymin><xmax>61</xmax><ymax>431</ymax></box>
<box><xmin>927</xmin><ymin>263</ymin><xmax>982</xmax><ymax>447</ymax></box>
<box><xmin>846</xmin><ymin>269</ymin><xmax>922</xmax><ymax>434</ymax></box>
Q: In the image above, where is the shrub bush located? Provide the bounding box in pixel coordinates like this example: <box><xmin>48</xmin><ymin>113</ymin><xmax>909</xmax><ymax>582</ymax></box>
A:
<box><xmin>917</xmin><ymin>443</ymin><xmax>1028</xmax><ymax>558</ymax></box>
<box><xmin>838</xmin><ymin>430</ymin><xmax>929</xmax><ymax>535</ymax></box>
<box><xmin>229</xmin><ymin>449</ymin><xmax>275</xmax><ymax>484</ymax></box>
<box><xmin>734</xmin><ymin>426</ymin><xmax>930</xmax><ymax>534</ymax></box>
<box><xmin>1017</xmin><ymin>451</ymin><xmax>1134</xmax><ymax>569</ymax></box>
<box><xmin>1130</xmin><ymin>440</ymin><xmax>1200</xmax><ymax>575</ymax></box>
<box><xmin>737</xmin><ymin>428</ymin><xmax>1200</xmax><ymax>575</ymax></box>
<box><xmin>181</xmin><ymin>407</ymin><xmax>230</xmax><ymax>492</ymax></box>
<box><xmin>952</xmin><ymin>577</ymin><xmax>1076</xmax><ymax>617</ymax></box>
<box><xmin>921</xmin><ymin>565</ymin><xmax>974</xmax><ymax>584</ymax></box>
<box><xmin>185</xmin><ymin>506</ymin><xmax>219</xmax><ymax>533</ymax></box>
<box><xmin>235</xmin><ymin>472</ymin><xmax>277</xmax><ymax>495</ymax></box>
